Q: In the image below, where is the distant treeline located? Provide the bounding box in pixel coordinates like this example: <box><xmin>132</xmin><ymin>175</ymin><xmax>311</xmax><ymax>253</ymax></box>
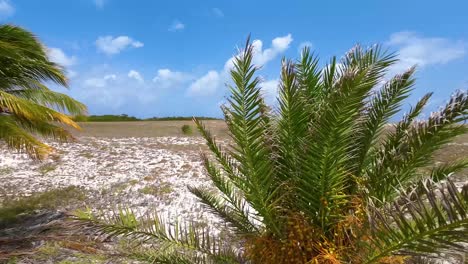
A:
<box><xmin>73</xmin><ymin>114</ymin><xmax>222</xmax><ymax>122</ymax></box>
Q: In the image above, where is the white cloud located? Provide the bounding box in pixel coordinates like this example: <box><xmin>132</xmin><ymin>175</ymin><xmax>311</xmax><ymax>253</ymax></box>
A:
<box><xmin>94</xmin><ymin>0</ymin><xmax>106</xmax><ymax>8</ymax></box>
<box><xmin>169</xmin><ymin>20</ymin><xmax>185</xmax><ymax>32</ymax></box>
<box><xmin>128</xmin><ymin>70</ymin><xmax>144</xmax><ymax>83</ymax></box>
<box><xmin>212</xmin><ymin>8</ymin><xmax>224</xmax><ymax>17</ymax></box>
<box><xmin>224</xmin><ymin>34</ymin><xmax>293</xmax><ymax>70</ymax></box>
<box><xmin>388</xmin><ymin>32</ymin><xmax>466</xmax><ymax>73</ymax></box>
<box><xmin>153</xmin><ymin>69</ymin><xmax>190</xmax><ymax>89</ymax></box>
<box><xmin>96</xmin><ymin>36</ymin><xmax>144</xmax><ymax>55</ymax></box>
<box><xmin>187</xmin><ymin>71</ymin><xmax>221</xmax><ymax>96</ymax></box>
<box><xmin>261</xmin><ymin>79</ymin><xmax>279</xmax><ymax>105</ymax></box>
<box><xmin>84</xmin><ymin>74</ymin><xmax>117</xmax><ymax>87</ymax></box>
<box><xmin>194</xmin><ymin>34</ymin><xmax>293</xmax><ymax>97</ymax></box>
<box><xmin>0</xmin><ymin>0</ymin><xmax>14</xmax><ymax>19</ymax></box>
<box><xmin>48</xmin><ymin>48</ymin><xmax>77</xmax><ymax>67</ymax></box>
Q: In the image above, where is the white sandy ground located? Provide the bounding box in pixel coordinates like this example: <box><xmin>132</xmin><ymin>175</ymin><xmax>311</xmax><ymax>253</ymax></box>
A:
<box><xmin>0</xmin><ymin>136</ymin><xmax>230</xmax><ymax>233</ymax></box>
<box><xmin>0</xmin><ymin>137</ymin><xmax>467</xmax><ymax>263</ymax></box>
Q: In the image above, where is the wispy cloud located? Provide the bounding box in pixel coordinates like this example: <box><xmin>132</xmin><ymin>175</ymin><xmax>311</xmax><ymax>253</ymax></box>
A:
<box><xmin>95</xmin><ymin>35</ymin><xmax>144</xmax><ymax>55</ymax></box>
<box><xmin>128</xmin><ymin>70</ymin><xmax>144</xmax><ymax>83</ymax></box>
<box><xmin>212</xmin><ymin>8</ymin><xmax>224</xmax><ymax>17</ymax></box>
<box><xmin>47</xmin><ymin>48</ymin><xmax>77</xmax><ymax>67</ymax></box>
<box><xmin>168</xmin><ymin>20</ymin><xmax>185</xmax><ymax>32</ymax></box>
<box><xmin>388</xmin><ymin>31</ymin><xmax>466</xmax><ymax>73</ymax></box>
<box><xmin>94</xmin><ymin>0</ymin><xmax>106</xmax><ymax>8</ymax></box>
<box><xmin>0</xmin><ymin>0</ymin><xmax>14</xmax><ymax>19</ymax></box>
<box><xmin>84</xmin><ymin>74</ymin><xmax>117</xmax><ymax>88</ymax></box>
<box><xmin>153</xmin><ymin>69</ymin><xmax>191</xmax><ymax>89</ymax></box>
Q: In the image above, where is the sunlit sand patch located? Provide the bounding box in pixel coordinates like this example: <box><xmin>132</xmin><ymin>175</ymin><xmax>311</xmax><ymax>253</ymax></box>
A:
<box><xmin>0</xmin><ymin>137</ymin><xmax>228</xmax><ymax>229</ymax></box>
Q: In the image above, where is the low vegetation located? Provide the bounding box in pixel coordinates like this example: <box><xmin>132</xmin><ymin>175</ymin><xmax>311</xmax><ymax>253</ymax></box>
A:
<box><xmin>73</xmin><ymin>114</ymin><xmax>139</xmax><ymax>122</ymax></box>
<box><xmin>77</xmin><ymin>39</ymin><xmax>468</xmax><ymax>263</ymax></box>
<box><xmin>181</xmin><ymin>124</ymin><xmax>193</xmax><ymax>135</ymax></box>
<box><xmin>139</xmin><ymin>182</ymin><xmax>173</xmax><ymax>197</ymax></box>
<box><xmin>0</xmin><ymin>186</ymin><xmax>87</xmax><ymax>227</ymax></box>
<box><xmin>74</xmin><ymin>114</ymin><xmax>222</xmax><ymax>122</ymax></box>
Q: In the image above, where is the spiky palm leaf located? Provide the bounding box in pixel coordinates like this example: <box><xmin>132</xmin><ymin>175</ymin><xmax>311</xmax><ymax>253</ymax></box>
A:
<box><xmin>75</xmin><ymin>208</ymin><xmax>243</xmax><ymax>264</ymax></box>
<box><xmin>365</xmin><ymin>179</ymin><xmax>468</xmax><ymax>263</ymax></box>
<box><xmin>367</xmin><ymin>91</ymin><xmax>468</xmax><ymax>203</ymax></box>
<box><xmin>0</xmin><ymin>24</ymin><xmax>86</xmax><ymax>159</ymax></box>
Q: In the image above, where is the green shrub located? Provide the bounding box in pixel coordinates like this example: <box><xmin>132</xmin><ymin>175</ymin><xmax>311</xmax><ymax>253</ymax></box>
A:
<box><xmin>72</xmin><ymin>115</ymin><xmax>89</xmax><ymax>122</ymax></box>
<box><xmin>181</xmin><ymin>124</ymin><xmax>193</xmax><ymax>135</ymax></box>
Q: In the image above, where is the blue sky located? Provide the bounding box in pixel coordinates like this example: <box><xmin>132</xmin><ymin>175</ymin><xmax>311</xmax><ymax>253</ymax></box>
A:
<box><xmin>1</xmin><ymin>0</ymin><xmax>467</xmax><ymax>118</ymax></box>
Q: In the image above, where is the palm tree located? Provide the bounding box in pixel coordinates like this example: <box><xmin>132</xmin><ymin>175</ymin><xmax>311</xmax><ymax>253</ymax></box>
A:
<box><xmin>77</xmin><ymin>39</ymin><xmax>468</xmax><ymax>263</ymax></box>
<box><xmin>0</xmin><ymin>24</ymin><xmax>87</xmax><ymax>159</ymax></box>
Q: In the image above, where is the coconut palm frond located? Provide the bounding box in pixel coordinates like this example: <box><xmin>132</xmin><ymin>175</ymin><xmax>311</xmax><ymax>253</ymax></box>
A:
<box><xmin>14</xmin><ymin>116</ymin><xmax>75</xmax><ymax>142</ymax></box>
<box><xmin>0</xmin><ymin>24</ymin><xmax>48</xmax><ymax>60</ymax></box>
<box><xmin>8</xmin><ymin>83</ymin><xmax>87</xmax><ymax>116</ymax></box>
<box><xmin>0</xmin><ymin>115</ymin><xmax>52</xmax><ymax>159</ymax></box>
<box><xmin>74</xmin><ymin>208</ymin><xmax>241</xmax><ymax>263</ymax></box>
<box><xmin>0</xmin><ymin>24</ymin><xmax>86</xmax><ymax>159</ymax></box>
<box><xmin>0</xmin><ymin>90</ymin><xmax>81</xmax><ymax>130</ymax></box>
<box><xmin>0</xmin><ymin>25</ymin><xmax>67</xmax><ymax>87</ymax></box>
<box><xmin>365</xmin><ymin>179</ymin><xmax>468</xmax><ymax>263</ymax></box>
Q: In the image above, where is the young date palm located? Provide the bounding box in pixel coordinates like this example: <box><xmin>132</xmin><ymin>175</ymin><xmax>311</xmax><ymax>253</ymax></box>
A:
<box><xmin>0</xmin><ymin>24</ymin><xmax>87</xmax><ymax>159</ymax></box>
<box><xmin>77</xmin><ymin>39</ymin><xmax>468</xmax><ymax>263</ymax></box>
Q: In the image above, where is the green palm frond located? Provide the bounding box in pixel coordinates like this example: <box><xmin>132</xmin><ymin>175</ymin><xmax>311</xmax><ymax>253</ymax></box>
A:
<box><xmin>0</xmin><ymin>25</ymin><xmax>67</xmax><ymax>87</ymax></box>
<box><xmin>193</xmin><ymin>118</ymin><xmax>243</xmax><ymax>189</ymax></box>
<box><xmin>296</xmin><ymin>45</ymin><xmax>396</xmax><ymax>229</ymax></box>
<box><xmin>189</xmin><ymin>153</ymin><xmax>260</xmax><ymax>235</ymax></box>
<box><xmin>0</xmin><ymin>90</ymin><xmax>80</xmax><ymax>129</ymax></box>
<box><xmin>0</xmin><ymin>24</ymin><xmax>86</xmax><ymax>159</ymax></box>
<box><xmin>14</xmin><ymin>116</ymin><xmax>75</xmax><ymax>142</ymax></box>
<box><xmin>365</xmin><ymin>179</ymin><xmax>468</xmax><ymax>263</ymax></box>
<box><xmin>368</xmin><ymin>91</ymin><xmax>468</xmax><ymax>203</ymax></box>
<box><xmin>74</xmin><ymin>208</ymin><xmax>242</xmax><ymax>264</ymax></box>
<box><xmin>296</xmin><ymin>47</ymin><xmax>322</xmax><ymax>118</ymax></box>
<box><xmin>351</xmin><ymin>67</ymin><xmax>416</xmax><ymax>178</ymax></box>
<box><xmin>8</xmin><ymin>84</ymin><xmax>87</xmax><ymax>116</ymax></box>
<box><xmin>0</xmin><ymin>115</ymin><xmax>52</xmax><ymax>159</ymax></box>
<box><xmin>189</xmin><ymin>186</ymin><xmax>258</xmax><ymax>236</ymax></box>
<box><xmin>222</xmin><ymin>39</ymin><xmax>281</xmax><ymax>236</ymax></box>
<box><xmin>428</xmin><ymin>159</ymin><xmax>468</xmax><ymax>182</ymax></box>
<box><xmin>276</xmin><ymin>59</ymin><xmax>308</xmax><ymax>183</ymax></box>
